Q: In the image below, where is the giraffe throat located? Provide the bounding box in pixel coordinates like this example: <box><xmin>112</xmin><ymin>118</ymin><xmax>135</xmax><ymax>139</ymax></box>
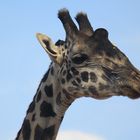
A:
<box><xmin>16</xmin><ymin>63</ymin><xmax>75</xmax><ymax>140</ymax></box>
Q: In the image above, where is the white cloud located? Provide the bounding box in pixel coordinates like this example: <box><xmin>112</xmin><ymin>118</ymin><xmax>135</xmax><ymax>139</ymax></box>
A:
<box><xmin>57</xmin><ymin>130</ymin><xmax>105</xmax><ymax>140</ymax></box>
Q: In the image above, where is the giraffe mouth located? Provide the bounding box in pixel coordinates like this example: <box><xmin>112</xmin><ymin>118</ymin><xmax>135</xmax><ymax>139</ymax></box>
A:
<box><xmin>112</xmin><ymin>66</ymin><xmax>140</xmax><ymax>99</ymax></box>
<box><xmin>125</xmin><ymin>68</ymin><xmax>140</xmax><ymax>99</ymax></box>
<box><xmin>120</xmin><ymin>86</ymin><xmax>140</xmax><ymax>99</ymax></box>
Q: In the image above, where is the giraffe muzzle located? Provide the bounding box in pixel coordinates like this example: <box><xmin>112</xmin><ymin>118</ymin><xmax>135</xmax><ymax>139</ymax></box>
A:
<box><xmin>120</xmin><ymin>67</ymin><xmax>140</xmax><ymax>99</ymax></box>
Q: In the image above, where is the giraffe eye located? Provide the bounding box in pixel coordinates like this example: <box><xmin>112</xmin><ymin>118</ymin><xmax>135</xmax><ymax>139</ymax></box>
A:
<box><xmin>72</xmin><ymin>54</ymin><xmax>88</xmax><ymax>64</ymax></box>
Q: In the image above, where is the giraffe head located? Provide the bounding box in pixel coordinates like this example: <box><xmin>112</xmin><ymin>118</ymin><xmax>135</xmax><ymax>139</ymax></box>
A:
<box><xmin>36</xmin><ymin>9</ymin><xmax>140</xmax><ymax>100</ymax></box>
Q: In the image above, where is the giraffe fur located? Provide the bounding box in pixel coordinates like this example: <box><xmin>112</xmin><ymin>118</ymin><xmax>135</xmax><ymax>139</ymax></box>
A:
<box><xmin>15</xmin><ymin>9</ymin><xmax>140</xmax><ymax>140</ymax></box>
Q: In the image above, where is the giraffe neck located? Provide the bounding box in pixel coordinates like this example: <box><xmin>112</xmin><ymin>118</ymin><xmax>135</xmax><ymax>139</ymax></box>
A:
<box><xmin>16</xmin><ymin>63</ymin><xmax>74</xmax><ymax>140</ymax></box>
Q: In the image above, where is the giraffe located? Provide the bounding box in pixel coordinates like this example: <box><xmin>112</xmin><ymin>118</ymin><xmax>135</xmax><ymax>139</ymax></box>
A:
<box><xmin>15</xmin><ymin>9</ymin><xmax>140</xmax><ymax>140</ymax></box>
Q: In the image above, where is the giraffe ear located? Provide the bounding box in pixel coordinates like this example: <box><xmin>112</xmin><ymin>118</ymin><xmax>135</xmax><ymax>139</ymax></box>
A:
<box><xmin>36</xmin><ymin>33</ymin><xmax>63</xmax><ymax>65</ymax></box>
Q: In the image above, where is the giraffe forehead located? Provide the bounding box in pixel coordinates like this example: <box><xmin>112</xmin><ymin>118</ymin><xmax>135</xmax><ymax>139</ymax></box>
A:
<box><xmin>66</xmin><ymin>38</ymin><xmax>114</xmax><ymax>58</ymax></box>
<box><xmin>67</xmin><ymin>37</ymin><xmax>116</xmax><ymax>55</ymax></box>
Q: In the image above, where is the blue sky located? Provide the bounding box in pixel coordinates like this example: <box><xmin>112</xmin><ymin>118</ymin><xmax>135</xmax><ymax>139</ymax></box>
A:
<box><xmin>0</xmin><ymin>1</ymin><xmax>140</xmax><ymax>140</ymax></box>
